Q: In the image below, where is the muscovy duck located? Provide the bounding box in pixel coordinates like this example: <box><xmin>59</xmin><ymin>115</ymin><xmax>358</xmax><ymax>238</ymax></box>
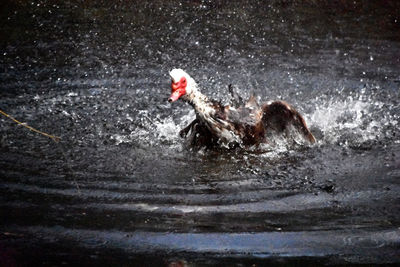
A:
<box><xmin>168</xmin><ymin>68</ymin><xmax>315</xmax><ymax>147</ymax></box>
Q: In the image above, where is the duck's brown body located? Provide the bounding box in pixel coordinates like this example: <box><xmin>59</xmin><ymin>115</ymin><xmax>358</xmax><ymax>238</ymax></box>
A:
<box><xmin>180</xmin><ymin>95</ymin><xmax>315</xmax><ymax>148</ymax></box>
<box><xmin>168</xmin><ymin>69</ymin><xmax>315</xmax><ymax>148</ymax></box>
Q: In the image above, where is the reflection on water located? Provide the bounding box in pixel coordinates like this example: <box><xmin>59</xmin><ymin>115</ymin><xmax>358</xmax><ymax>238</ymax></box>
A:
<box><xmin>0</xmin><ymin>0</ymin><xmax>399</xmax><ymax>265</ymax></box>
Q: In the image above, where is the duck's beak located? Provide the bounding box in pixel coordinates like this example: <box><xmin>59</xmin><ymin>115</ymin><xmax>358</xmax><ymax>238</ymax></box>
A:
<box><xmin>168</xmin><ymin>87</ymin><xmax>185</xmax><ymax>102</ymax></box>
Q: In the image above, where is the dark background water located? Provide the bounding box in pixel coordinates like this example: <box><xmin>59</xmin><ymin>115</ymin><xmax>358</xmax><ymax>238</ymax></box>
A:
<box><xmin>0</xmin><ymin>0</ymin><xmax>399</xmax><ymax>266</ymax></box>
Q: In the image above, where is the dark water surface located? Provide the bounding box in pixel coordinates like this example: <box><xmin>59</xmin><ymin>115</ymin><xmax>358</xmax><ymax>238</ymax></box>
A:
<box><xmin>1</xmin><ymin>0</ymin><xmax>399</xmax><ymax>265</ymax></box>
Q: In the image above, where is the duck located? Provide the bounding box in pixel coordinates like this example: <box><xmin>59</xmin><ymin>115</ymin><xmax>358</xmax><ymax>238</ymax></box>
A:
<box><xmin>168</xmin><ymin>68</ymin><xmax>316</xmax><ymax>148</ymax></box>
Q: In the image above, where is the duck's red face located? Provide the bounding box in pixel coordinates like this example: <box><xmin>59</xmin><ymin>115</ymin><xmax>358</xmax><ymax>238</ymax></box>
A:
<box><xmin>168</xmin><ymin>77</ymin><xmax>187</xmax><ymax>102</ymax></box>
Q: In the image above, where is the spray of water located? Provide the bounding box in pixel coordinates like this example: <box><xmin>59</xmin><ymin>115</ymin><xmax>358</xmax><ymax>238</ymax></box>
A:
<box><xmin>117</xmin><ymin>86</ymin><xmax>398</xmax><ymax>156</ymax></box>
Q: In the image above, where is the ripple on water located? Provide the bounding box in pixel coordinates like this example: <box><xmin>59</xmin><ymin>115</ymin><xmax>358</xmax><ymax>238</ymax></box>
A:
<box><xmin>0</xmin><ymin>1</ymin><xmax>399</xmax><ymax>264</ymax></box>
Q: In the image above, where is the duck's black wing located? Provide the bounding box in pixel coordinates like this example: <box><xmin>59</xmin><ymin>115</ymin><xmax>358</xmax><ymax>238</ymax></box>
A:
<box><xmin>261</xmin><ymin>101</ymin><xmax>316</xmax><ymax>143</ymax></box>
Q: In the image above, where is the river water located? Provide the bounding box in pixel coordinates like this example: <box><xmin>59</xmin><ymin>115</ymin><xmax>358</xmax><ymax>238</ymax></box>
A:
<box><xmin>0</xmin><ymin>0</ymin><xmax>399</xmax><ymax>265</ymax></box>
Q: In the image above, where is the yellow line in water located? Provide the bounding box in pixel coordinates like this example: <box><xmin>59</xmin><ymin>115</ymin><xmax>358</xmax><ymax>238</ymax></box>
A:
<box><xmin>0</xmin><ymin>108</ymin><xmax>60</xmax><ymax>142</ymax></box>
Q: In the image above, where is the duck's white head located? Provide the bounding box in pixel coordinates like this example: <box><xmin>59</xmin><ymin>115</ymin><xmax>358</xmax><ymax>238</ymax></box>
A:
<box><xmin>168</xmin><ymin>69</ymin><xmax>197</xmax><ymax>102</ymax></box>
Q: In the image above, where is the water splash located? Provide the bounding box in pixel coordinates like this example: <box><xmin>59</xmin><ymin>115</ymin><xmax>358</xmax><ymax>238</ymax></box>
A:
<box><xmin>308</xmin><ymin>88</ymin><xmax>398</xmax><ymax>147</ymax></box>
<box><xmin>111</xmin><ymin>109</ymin><xmax>196</xmax><ymax>149</ymax></box>
<box><xmin>106</xmin><ymin>86</ymin><xmax>398</xmax><ymax>158</ymax></box>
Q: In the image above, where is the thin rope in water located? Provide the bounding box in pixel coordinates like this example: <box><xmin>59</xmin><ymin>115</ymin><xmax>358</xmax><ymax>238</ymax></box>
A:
<box><xmin>0</xmin><ymin>108</ymin><xmax>82</xmax><ymax>193</ymax></box>
<box><xmin>0</xmin><ymin>108</ymin><xmax>60</xmax><ymax>142</ymax></box>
